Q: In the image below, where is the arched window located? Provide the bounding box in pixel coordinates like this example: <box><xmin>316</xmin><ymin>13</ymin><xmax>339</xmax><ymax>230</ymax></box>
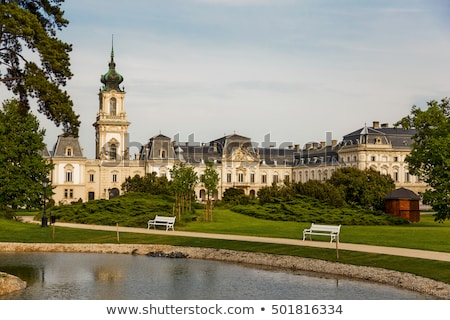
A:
<box><xmin>393</xmin><ymin>170</ymin><xmax>399</xmax><ymax>182</ymax></box>
<box><xmin>110</xmin><ymin>144</ymin><xmax>117</xmax><ymax>160</ymax></box>
<box><xmin>199</xmin><ymin>189</ymin><xmax>206</xmax><ymax>201</ymax></box>
<box><xmin>110</xmin><ymin>98</ymin><xmax>117</xmax><ymax>116</ymax></box>
<box><xmin>66</xmin><ymin>170</ymin><xmax>73</xmax><ymax>182</ymax></box>
<box><xmin>272</xmin><ymin>173</ymin><xmax>279</xmax><ymax>184</ymax></box>
<box><xmin>64</xmin><ymin>164</ymin><xmax>74</xmax><ymax>183</ymax></box>
<box><xmin>261</xmin><ymin>173</ymin><xmax>267</xmax><ymax>184</ymax></box>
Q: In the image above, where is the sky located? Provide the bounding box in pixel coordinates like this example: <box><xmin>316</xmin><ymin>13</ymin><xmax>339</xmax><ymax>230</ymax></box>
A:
<box><xmin>7</xmin><ymin>0</ymin><xmax>450</xmax><ymax>158</ymax></box>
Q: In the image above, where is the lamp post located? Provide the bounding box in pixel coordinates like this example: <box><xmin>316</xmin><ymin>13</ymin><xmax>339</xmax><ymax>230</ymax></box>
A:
<box><xmin>41</xmin><ymin>178</ymin><xmax>49</xmax><ymax>227</ymax></box>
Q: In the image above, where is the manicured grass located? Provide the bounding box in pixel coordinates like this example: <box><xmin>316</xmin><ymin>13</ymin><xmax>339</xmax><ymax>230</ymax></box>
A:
<box><xmin>177</xmin><ymin>210</ymin><xmax>450</xmax><ymax>253</ymax></box>
<box><xmin>2</xmin><ymin>213</ymin><xmax>450</xmax><ymax>284</ymax></box>
<box><xmin>337</xmin><ymin>215</ymin><xmax>450</xmax><ymax>252</ymax></box>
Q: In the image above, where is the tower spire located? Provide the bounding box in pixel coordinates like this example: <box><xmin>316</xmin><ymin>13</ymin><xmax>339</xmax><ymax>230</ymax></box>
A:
<box><xmin>100</xmin><ymin>35</ymin><xmax>124</xmax><ymax>92</ymax></box>
<box><xmin>111</xmin><ymin>34</ymin><xmax>114</xmax><ymax>60</ymax></box>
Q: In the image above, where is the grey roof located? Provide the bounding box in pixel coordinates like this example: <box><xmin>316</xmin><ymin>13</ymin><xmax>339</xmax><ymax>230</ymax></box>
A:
<box><xmin>385</xmin><ymin>187</ymin><xmax>420</xmax><ymax>200</ymax></box>
<box><xmin>52</xmin><ymin>135</ymin><xmax>84</xmax><ymax>157</ymax></box>
<box><xmin>343</xmin><ymin>125</ymin><xmax>416</xmax><ymax>148</ymax></box>
<box><xmin>40</xmin><ymin>146</ymin><xmax>51</xmax><ymax>158</ymax></box>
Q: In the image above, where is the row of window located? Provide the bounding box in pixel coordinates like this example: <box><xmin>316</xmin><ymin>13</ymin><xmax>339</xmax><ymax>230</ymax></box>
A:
<box><xmin>342</xmin><ymin>155</ymin><xmax>402</xmax><ymax>163</ymax></box>
<box><xmin>223</xmin><ymin>172</ymin><xmax>291</xmax><ymax>184</ymax></box>
<box><xmin>65</xmin><ymin>169</ymin><xmax>415</xmax><ymax>185</ymax></box>
<box><xmin>65</xmin><ymin>172</ymin><xmax>118</xmax><ymax>183</ymax></box>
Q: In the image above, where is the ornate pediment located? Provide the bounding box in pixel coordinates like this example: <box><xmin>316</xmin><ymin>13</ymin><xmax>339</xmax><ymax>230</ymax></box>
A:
<box><xmin>231</xmin><ymin>146</ymin><xmax>258</xmax><ymax>162</ymax></box>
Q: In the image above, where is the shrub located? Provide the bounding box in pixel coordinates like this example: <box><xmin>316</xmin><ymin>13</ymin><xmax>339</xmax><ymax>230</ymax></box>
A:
<box><xmin>222</xmin><ymin>188</ymin><xmax>250</xmax><ymax>205</ymax></box>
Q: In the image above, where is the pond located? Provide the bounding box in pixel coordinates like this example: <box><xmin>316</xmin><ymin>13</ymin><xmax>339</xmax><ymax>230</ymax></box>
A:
<box><xmin>0</xmin><ymin>252</ymin><xmax>433</xmax><ymax>300</ymax></box>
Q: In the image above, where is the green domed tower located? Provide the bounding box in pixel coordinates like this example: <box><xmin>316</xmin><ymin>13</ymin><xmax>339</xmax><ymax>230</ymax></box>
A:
<box><xmin>93</xmin><ymin>42</ymin><xmax>130</xmax><ymax>161</ymax></box>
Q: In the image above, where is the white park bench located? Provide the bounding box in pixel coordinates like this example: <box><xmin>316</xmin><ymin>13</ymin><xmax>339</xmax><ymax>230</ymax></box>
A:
<box><xmin>147</xmin><ymin>215</ymin><xmax>176</xmax><ymax>231</ymax></box>
<box><xmin>302</xmin><ymin>223</ymin><xmax>341</xmax><ymax>243</ymax></box>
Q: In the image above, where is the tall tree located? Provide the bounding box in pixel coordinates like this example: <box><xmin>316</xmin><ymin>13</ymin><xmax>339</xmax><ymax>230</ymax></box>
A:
<box><xmin>0</xmin><ymin>99</ymin><xmax>53</xmax><ymax>209</ymax></box>
<box><xmin>396</xmin><ymin>98</ymin><xmax>450</xmax><ymax>222</ymax></box>
<box><xmin>328</xmin><ymin>167</ymin><xmax>395</xmax><ymax>210</ymax></box>
<box><xmin>169</xmin><ymin>163</ymin><xmax>198</xmax><ymax>219</ymax></box>
<box><xmin>200</xmin><ymin>161</ymin><xmax>219</xmax><ymax>222</ymax></box>
<box><xmin>0</xmin><ymin>0</ymin><xmax>80</xmax><ymax>136</ymax></box>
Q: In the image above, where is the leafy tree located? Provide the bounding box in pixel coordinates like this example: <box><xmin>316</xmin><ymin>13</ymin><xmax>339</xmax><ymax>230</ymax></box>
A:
<box><xmin>121</xmin><ymin>172</ymin><xmax>170</xmax><ymax>195</ymax></box>
<box><xmin>328</xmin><ymin>167</ymin><xmax>395</xmax><ymax>210</ymax></box>
<box><xmin>293</xmin><ymin>180</ymin><xmax>345</xmax><ymax>208</ymax></box>
<box><xmin>170</xmin><ymin>163</ymin><xmax>198</xmax><ymax>219</ymax></box>
<box><xmin>0</xmin><ymin>99</ymin><xmax>53</xmax><ymax>209</ymax></box>
<box><xmin>200</xmin><ymin>161</ymin><xmax>220</xmax><ymax>222</ymax></box>
<box><xmin>396</xmin><ymin>98</ymin><xmax>450</xmax><ymax>222</ymax></box>
<box><xmin>0</xmin><ymin>0</ymin><xmax>80</xmax><ymax>136</ymax></box>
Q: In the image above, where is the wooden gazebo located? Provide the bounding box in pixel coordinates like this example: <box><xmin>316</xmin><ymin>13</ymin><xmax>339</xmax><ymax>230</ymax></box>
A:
<box><xmin>384</xmin><ymin>187</ymin><xmax>420</xmax><ymax>222</ymax></box>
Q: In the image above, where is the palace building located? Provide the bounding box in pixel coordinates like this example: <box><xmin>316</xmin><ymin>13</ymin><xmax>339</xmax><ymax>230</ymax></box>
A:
<box><xmin>44</xmin><ymin>52</ymin><xmax>426</xmax><ymax>205</ymax></box>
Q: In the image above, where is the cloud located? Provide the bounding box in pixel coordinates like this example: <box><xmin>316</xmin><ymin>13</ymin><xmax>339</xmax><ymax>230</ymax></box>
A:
<box><xmin>3</xmin><ymin>0</ymin><xmax>449</xmax><ymax>159</ymax></box>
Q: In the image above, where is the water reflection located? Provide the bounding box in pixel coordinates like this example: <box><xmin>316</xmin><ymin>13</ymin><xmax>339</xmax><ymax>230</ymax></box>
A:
<box><xmin>0</xmin><ymin>252</ymin><xmax>433</xmax><ymax>300</ymax></box>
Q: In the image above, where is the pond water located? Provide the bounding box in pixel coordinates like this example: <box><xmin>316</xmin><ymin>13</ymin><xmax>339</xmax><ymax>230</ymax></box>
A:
<box><xmin>0</xmin><ymin>252</ymin><xmax>433</xmax><ymax>300</ymax></box>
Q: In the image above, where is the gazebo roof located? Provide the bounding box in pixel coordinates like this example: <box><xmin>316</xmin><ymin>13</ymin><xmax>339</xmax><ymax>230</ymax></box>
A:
<box><xmin>385</xmin><ymin>187</ymin><xmax>420</xmax><ymax>200</ymax></box>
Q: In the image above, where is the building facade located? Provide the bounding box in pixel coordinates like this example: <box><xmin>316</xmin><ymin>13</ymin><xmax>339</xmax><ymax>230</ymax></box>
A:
<box><xmin>46</xmin><ymin>53</ymin><xmax>426</xmax><ymax>205</ymax></box>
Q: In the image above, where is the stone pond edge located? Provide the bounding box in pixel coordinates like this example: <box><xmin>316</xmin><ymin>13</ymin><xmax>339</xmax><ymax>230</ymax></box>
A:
<box><xmin>1</xmin><ymin>242</ymin><xmax>449</xmax><ymax>299</ymax></box>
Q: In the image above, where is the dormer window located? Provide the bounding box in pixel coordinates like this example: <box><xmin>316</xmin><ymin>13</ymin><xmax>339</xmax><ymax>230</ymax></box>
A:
<box><xmin>66</xmin><ymin>147</ymin><xmax>73</xmax><ymax>157</ymax></box>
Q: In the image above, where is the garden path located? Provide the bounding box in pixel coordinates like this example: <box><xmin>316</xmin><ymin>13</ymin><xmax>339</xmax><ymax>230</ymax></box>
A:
<box><xmin>19</xmin><ymin>216</ymin><xmax>450</xmax><ymax>262</ymax></box>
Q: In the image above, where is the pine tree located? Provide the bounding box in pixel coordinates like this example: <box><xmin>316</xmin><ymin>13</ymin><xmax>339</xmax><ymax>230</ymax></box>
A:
<box><xmin>0</xmin><ymin>0</ymin><xmax>80</xmax><ymax>136</ymax></box>
<box><xmin>0</xmin><ymin>99</ymin><xmax>53</xmax><ymax>209</ymax></box>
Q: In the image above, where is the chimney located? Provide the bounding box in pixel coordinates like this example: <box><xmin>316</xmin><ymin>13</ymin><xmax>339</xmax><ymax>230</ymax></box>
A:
<box><xmin>312</xmin><ymin>142</ymin><xmax>318</xmax><ymax>149</ymax></box>
<box><xmin>326</xmin><ymin>131</ymin><xmax>332</xmax><ymax>146</ymax></box>
<box><xmin>305</xmin><ymin>143</ymin><xmax>311</xmax><ymax>150</ymax></box>
<box><xmin>373</xmin><ymin>121</ymin><xmax>380</xmax><ymax>128</ymax></box>
<box><xmin>294</xmin><ymin>144</ymin><xmax>300</xmax><ymax>151</ymax></box>
<box><xmin>381</xmin><ymin>123</ymin><xmax>389</xmax><ymax>128</ymax></box>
